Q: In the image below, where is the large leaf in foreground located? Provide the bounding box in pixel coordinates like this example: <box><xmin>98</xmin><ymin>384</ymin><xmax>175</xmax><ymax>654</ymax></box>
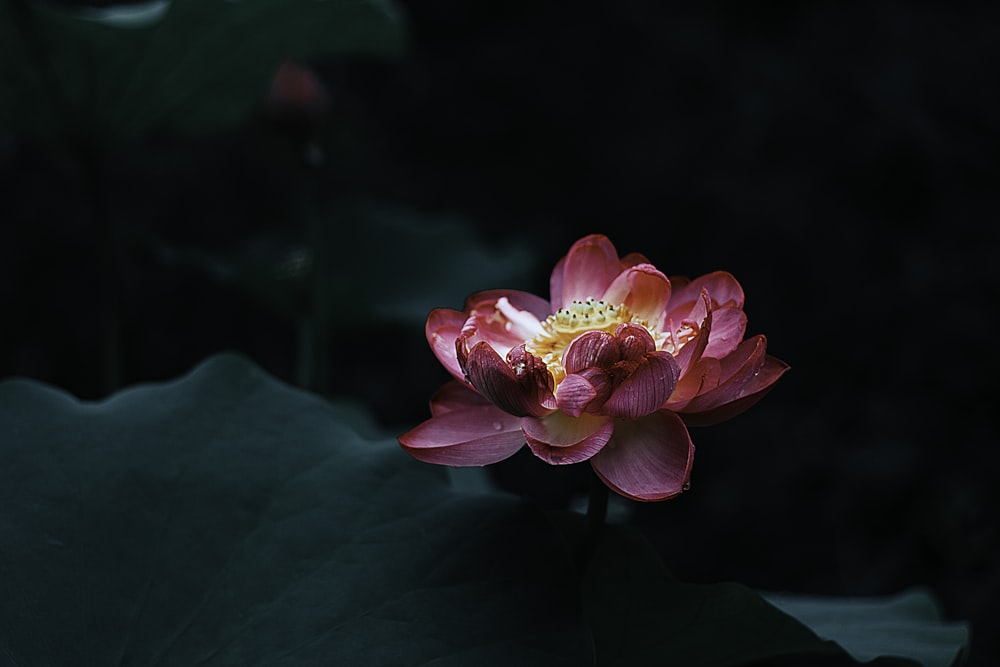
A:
<box><xmin>0</xmin><ymin>354</ymin><xmax>589</xmax><ymax>665</ymax></box>
<box><xmin>0</xmin><ymin>354</ymin><xmax>971</xmax><ymax>665</ymax></box>
<box><xmin>572</xmin><ymin>518</ymin><xmax>969</xmax><ymax>667</ymax></box>
<box><xmin>573</xmin><ymin>519</ymin><xmax>845</xmax><ymax>667</ymax></box>
<box><xmin>763</xmin><ymin>589</ymin><xmax>970</xmax><ymax>667</ymax></box>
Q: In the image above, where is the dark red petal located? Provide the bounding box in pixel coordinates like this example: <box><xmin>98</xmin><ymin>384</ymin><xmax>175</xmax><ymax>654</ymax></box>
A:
<box><xmin>558</xmin><ymin>367</ymin><xmax>615</xmax><ymax>416</ymax></box>
<box><xmin>554</xmin><ymin>374</ymin><xmax>598</xmax><ymax>417</ymax></box>
<box><xmin>577</xmin><ymin>367</ymin><xmax>614</xmax><ymax>407</ymax></box>
<box><xmin>590</xmin><ymin>411</ymin><xmax>694</xmax><ymax>501</ymax></box>
<box><xmin>601</xmin><ymin>264</ymin><xmax>671</xmax><ymax>324</ymax></box>
<box><xmin>399</xmin><ymin>406</ymin><xmax>525</xmax><ymax>466</ymax></box>
<box><xmin>465</xmin><ymin>342</ymin><xmax>554</xmax><ymax>418</ymax></box>
<box><xmin>426</xmin><ymin>308</ymin><xmax>468</xmax><ymax>382</ymax></box>
<box><xmin>604</xmin><ymin>351</ymin><xmax>680</xmax><ymax>419</ymax></box>
<box><xmin>681</xmin><ymin>354</ymin><xmax>789</xmax><ymax>426</ymax></box>
<box><xmin>555</xmin><ymin>234</ymin><xmax>623</xmax><ymax>307</ymax></box>
<box><xmin>615</xmin><ymin>323</ymin><xmax>657</xmax><ymax>362</ymax></box>
<box><xmin>524</xmin><ymin>412</ymin><xmax>614</xmax><ymax>465</ymax></box>
<box><xmin>430</xmin><ymin>380</ymin><xmax>491</xmax><ymax>416</ymax></box>
<box><xmin>563</xmin><ymin>330</ymin><xmax>620</xmax><ymax>374</ymax></box>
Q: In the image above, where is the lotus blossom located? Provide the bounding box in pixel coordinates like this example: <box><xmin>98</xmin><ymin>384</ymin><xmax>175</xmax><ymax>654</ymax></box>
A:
<box><xmin>399</xmin><ymin>234</ymin><xmax>788</xmax><ymax>501</ymax></box>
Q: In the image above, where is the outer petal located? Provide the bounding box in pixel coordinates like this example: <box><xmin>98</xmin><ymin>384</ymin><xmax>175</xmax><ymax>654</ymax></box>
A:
<box><xmin>604</xmin><ymin>351</ymin><xmax>680</xmax><ymax>419</ymax></box>
<box><xmin>668</xmin><ymin>270</ymin><xmax>745</xmax><ymax>313</ymax></box>
<box><xmin>664</xmin><ymin>357</ymin><xmax>721</xmax><ymax>412</ymax></box>
<box><xmin>430</xmin><ymin>380</ymin><xmax>491</xmax><ymax>416</ymax></box>
<box><xmin>465</xmin><ymin>288</ymin><xmax>552</xmax><ymax>322</ymax></box>
<box><xmin>681</xmin><ymin>354</ymin><xmax>789</xmax><ymax>426</ymax></box>
<box><xmin>426</xmin><ymin>308</ymin><xmax>468</xmax><ymax>383</ymax></box>
<box><xmin>672</xmin><ymin>294</ymin><xmax>712</xmax><ymax>377</ymax></box>
<box><xmin>601</xmin><ymin>264</ymin><xmax>671</xmax><ymax>324</ymax></box>
<box><xmin>523</xmin><ymin>412</ymin><xmax>614</xmax><ymax>465</ymax></box>
<box><xmin>551</xmin><ymin>234</ymin><xmax>623</xmax><ymax>308</ymax></box>
<box><xmin>619</xmin><ymin>252</ymin><xmax>651</xmax><ymax>268</ymax></box>
<box><xmin>679</xmin><ymin>336</ymin><xmax>785</xmax><ymax>422</ymax></box>
<box><xmin>463</xmin><ymin>292</ymin><xmax>545</xmax><ymax>353</ymax></box>
<box><xmin>464</xmin><ymin>342</ymin><xmax>555</xmax><ymax>418</ymax></box>
<box><xmin>701</xmin><ymin>306</ymin><xmax>747</xmax><ymax>359</ymax></box>
<box><xmin>590</xmin><ymin>411</ymin><xmax>694</xmax><ymax>501</ymax></box>
<box><xmin>399</xmin><ymin>405</ymin><xmax>525</xmax><ymax>466</ymax></box>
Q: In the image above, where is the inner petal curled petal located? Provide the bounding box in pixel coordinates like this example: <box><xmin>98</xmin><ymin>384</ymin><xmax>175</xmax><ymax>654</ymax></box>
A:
<box><xmin>604</xmin><ymin>351</ymin><xmax>680</xmax><ymax>419</ymax></box>
<box><xmin>562</xmin><ymin>330</ymin><xmax>620</xmax><ymax>374</ymax></box>
<box><xmin>615</xmin><ymin>323</ymin><xmax>656</xmax><ymax>361</ymax></box>
<box><xmin>465</xmin><ymin>342</ymin><xmax>554</xmax><ymax>418</ymax></box>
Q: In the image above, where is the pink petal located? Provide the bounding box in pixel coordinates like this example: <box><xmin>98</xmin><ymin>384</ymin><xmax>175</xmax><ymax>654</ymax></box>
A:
<box><xmin>562</xmin><ymin>330</ymin><xmax>620</xmax><ymax>374</ymax></box>
<box><xmin>702</xmin><ymin>306</ymin><xmax>747</xmax><ymax>359</ymax></box>
<box><xmin>619</xmin><ymin>252</ymin><xmax>651</xmax><ymax>268</ymax></box>
<box><xmin>601</xmin><ymin>264</ymin><xmax>671</xmax><ymax>324</ymax></box>
<box><xmin>718</xmin><ymin>335</ymin><xmax>768</xmax><ymax>383</ymax></box>
<box><xmin>464</xmin><ymin>342</ymin><xmax>555</xmax><ymax>418</ymax></box>
<box><xmin>665</xmin><ymin>357</ymin><xmax>721</xmax><ymax>411</ymax></box>
<box><xmin>681</xmin><ymin>354</ymin><xmax>789</xmax><ymax>426</ymax></box>
<box><xmin>465</xmin><ymin>288</ymin><xmax>552</xmax><ymax>322</ymax></box>
<box><xmin>667</xmin><ymin>271</ymin><xmax>745</xmax><ymax>319</ymax></box>
<box><xmin>672</xmin><ymin>297</ymin><xmax>712</xmax><ymax>376</ymax></box>
<box><xmin>551</xmin><ymin>234</ymin><xmax>623</xmax><ymax>308</ymax></box>
<box><xmin>604</xmin><ymin>351</ymin><xmax>680</xmax><ymax>419</ymax></box>
<box><xmin>590</xmin><ymin>411</ymin><xmax>694</xmax><ymax>501</ymax></box>
<box><xmin>399</xmin><ymin>405</ymin><xmax>526</xmax><ymax>466</ymax></box>
<box><xmin>678</xmin><ymin>336</ymin><xmax>781</xmax><ymax>419</ymax></box>
<box><xmin>430</xmin><ymin>380</ymin><xmax>491</xmax><ymax>416</ymax></box>
<box><xmin>426</xmin><ymin>308</ymin><xmax>468</xmax><ymax>382</ymax></box>
<box><xmin>462</xmin><ymin>294</ymin><xmax>540</xmax><ymax>353</ymax></box>
<box><xmin>523</xmin><ymin>412</ymin><xmax>614</xmax><ymax>465</ymax></box>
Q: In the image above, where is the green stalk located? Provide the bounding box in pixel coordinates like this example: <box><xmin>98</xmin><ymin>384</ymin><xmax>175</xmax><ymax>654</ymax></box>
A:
<box><xmin>575</xmin><ymin>470</ymin><xmax>609</xmax><ymax>572</ymax></box>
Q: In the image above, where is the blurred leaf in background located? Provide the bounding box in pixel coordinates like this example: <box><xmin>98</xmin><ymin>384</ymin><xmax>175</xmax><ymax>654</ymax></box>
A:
<box><xmin>0</xmin><ymin>0</ymin><xmax>405</xmax><ymax>145</ymax></box>
<box><xmin>149</xmin><ymin>199</ymin><xmax>537</xmax><ymax>324</ymax></box>
<box><xmin>145</xmin><ymin>198</ymin><xmax>540</xmax><ymax>392</ymax></box>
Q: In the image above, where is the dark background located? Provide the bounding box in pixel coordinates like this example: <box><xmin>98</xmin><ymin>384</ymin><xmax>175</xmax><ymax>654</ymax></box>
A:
<box><xmin>3</xmin><ymin>1</ymin><xmax>997</xmax><ymax>664</ymax></box>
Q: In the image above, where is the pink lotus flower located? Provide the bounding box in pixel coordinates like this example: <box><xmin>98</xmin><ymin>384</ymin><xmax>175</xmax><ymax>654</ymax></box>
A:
<box><xmin>399</xmin><ymin>234</ymin><xmax>788</xmax><ymax>501</ymax></box>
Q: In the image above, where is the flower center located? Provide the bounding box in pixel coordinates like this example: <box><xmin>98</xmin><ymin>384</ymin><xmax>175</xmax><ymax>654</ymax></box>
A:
<box><xmin>525</xmin><ymin>298</ymin><xmax>644</xmax><ymax>383</ymax></box>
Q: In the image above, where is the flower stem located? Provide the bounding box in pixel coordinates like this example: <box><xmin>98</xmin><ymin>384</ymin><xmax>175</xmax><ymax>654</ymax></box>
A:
<box><xmin>587</xmin><ymin>474</ymin><xmax>608</xmax><ymax>537</ymax></box>
<box><xmin>575</xmin><ymin>471</ymin><xmax>608</xmax><ymax>572</ymax></box>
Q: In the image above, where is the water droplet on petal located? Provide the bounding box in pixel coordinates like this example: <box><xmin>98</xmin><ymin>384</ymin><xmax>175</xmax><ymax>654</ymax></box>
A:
<box><xmin>682</xmin><ymin>481</ymin><xmax>692</xmax><ymax>492</ymax></box>
<box><xmin>492</xmin><ymin>421</ymin><xmax>503</xmax><ymax>431</ymax></box>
